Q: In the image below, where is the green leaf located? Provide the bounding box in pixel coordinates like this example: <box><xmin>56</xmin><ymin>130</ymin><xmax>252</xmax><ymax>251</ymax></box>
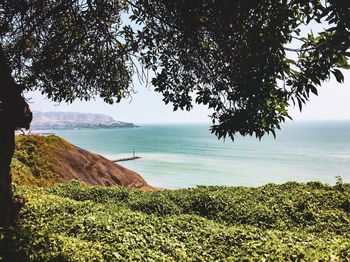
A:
<box><xmin>332</xmin><ymin>69</ymin><xmax>344</xmax><ymax>83</ymax></box>
<box><xmin>310</xmin><ymin>85</ymin><xmax>318</xmax><ymax>96</ymax></box>
<box><xmin>337</xmin><ymin>55</ymin><xmax>350</xmax><ymax>69</ymax></box>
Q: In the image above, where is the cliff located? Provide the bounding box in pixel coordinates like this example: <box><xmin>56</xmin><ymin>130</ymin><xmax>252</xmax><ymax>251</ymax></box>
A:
<box><xmin>12</xmin><ymin>135</ymin><xmax>153</xmax><ymax>190</ymax></box>
<box><xmin>31</xmin><ymin>111</ymin><xmax>136</xmax><ymax>129</ymax></box>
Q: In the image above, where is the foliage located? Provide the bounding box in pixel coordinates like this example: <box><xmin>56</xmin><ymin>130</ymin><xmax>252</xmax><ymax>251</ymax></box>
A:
<box><xmin>0</xmin><ymin>0</ymin><xmax>132</xmax><ymax>104</ymax></box>
<box><xmin>1</xmin><ymin>181</ymin><xmax>350</xmax><ymax>261</ymax></box>
<box><xmin>129</xmin><ymin>0</ymin><xmax>350</xmax><ymax>139</ymax></box>
<box><xmin>1</xmin><ymin>1</ymin><xmax>349</xmax><ymax>139</ymax></box>
<box><xmin>47</xmin><ymin>180</ymin><xmax>350</xmax><ymax>234</ymax></box>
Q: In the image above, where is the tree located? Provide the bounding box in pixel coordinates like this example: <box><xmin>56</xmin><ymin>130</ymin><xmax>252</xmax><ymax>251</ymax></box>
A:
<box><xmin>129</xmin><ymin>0</ymin><xmax>350</xmax><ymax>139</ymax></box>
<box><xmin>0</xmin><ymin>0</ymin><xmax>133</xmax><ymax>226</ymax></box>
<box><xmin>0</xmin><ymin>0</ymin><xmax>349</xmax><ymax>225</ymax></box>
<box><xmin>1</xmin><ymin>0</ymin><xmax>350</xmax><ymax>138</ymax></box>
<box><xmin>0</xmin><ymin>0</ymin><xmax>133</xmax><ymax>103</ymax></box>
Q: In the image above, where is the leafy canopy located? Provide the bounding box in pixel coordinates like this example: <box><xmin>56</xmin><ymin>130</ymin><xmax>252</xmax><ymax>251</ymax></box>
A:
<box><xmin>129</xmin><ymin>0</ymin><xmax>350</xmax><ymax>139</ymax></box>
<box><xmin>0</xmin><ymin>0</ymin><xmax>132</xmax><ymax>103</ymax></box>
<box><xmin>0</xmin><ymin>0</ymin><xmax>349</xmax><ymax>139</ymax></box>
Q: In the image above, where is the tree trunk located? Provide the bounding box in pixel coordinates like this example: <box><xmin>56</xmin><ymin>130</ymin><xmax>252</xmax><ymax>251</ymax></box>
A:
<box><xmin>0</xmin><ymin>46</ymin><xmax>18</xmax><ymax>227</ymax></box>
<box><xmin>0</xmin><ymin>127</ymin><xmax>15</xmax><ymax>227</ymax></box>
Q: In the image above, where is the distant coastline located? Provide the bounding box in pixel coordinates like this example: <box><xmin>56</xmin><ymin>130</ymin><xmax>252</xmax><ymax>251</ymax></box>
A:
<box><xmin>31</xmin><ymin>122</ymin><xmax>139</xmax><ymax>130</ymax></box>
<box><xmin>31</xmin><ymin>111</ymin><xmax>138</xmax><ymax>130</ymax></box>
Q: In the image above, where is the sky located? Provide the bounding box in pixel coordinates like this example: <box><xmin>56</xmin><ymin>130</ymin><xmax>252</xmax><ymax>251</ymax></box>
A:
<box><xmin>27</xmin><ymin>70</ymin><xmax>350</xmax><ymax>125</ymax></box>
<box><xmin>290</xmin><ymin>70</ymin><xmax>350</xmax><ymax>122</ymax></box>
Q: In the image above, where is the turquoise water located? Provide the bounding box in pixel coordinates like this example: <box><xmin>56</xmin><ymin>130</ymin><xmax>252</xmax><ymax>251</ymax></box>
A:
<box><xmin>47</xmin><ymin>121</ymin><xmax>350</xmax><ymax>189</ymax></box>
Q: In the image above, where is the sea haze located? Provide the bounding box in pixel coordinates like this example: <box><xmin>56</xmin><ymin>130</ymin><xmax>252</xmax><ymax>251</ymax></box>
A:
<box><xmin>45</xmin><ymin>121</ymin><xmax>350</xmax><ymax>189</ymax></box>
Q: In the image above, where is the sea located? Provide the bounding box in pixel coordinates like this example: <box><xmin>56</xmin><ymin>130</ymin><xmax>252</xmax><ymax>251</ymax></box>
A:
<box><xmin>44</xmin><ymin>121</ymin><xmax>350</xmax><ymax>189</ymax></box>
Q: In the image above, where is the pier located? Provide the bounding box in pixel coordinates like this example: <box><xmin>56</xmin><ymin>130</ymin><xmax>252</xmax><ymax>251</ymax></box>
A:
<box><xmin>113</xmin><ymin>156</ymin><xmax>141</xmax><ymax>162</ymax></box>
<box><xmin>113</xmin><ymin>148</ymin><xmax>141</xmax><ymax>162</ymax></box>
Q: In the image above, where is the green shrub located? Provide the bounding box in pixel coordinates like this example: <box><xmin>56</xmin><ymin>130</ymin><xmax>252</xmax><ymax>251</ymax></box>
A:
<box><xmin>3</xmin><ymin>181</ymin><xmax>349</xmax><ymax>261</ymax></box>
<box><xmin>130</xmin><ymin>192</ymin><xmax>181</xmax><ymax>215</ymax></box>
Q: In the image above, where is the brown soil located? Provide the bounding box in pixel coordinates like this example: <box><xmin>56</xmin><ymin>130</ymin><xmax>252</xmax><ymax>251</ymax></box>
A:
<box><xmin>54</xmin><ymin>143</ymin><xmax>154</xmax><ymax>190</ymax></box>
<box><xmin>14</xmin><ymin>135</ymin><xmax>154</xmax><ymax>190</ymax></box>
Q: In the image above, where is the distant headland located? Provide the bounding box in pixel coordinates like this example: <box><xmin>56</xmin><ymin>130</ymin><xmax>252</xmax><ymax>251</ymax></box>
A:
<box><xmin>31</xmin><ymin>111</ymin><xmax>137</xmax><ymax>130</ymax></box>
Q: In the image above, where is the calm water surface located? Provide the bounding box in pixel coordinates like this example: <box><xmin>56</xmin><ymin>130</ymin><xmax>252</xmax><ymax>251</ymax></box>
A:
<box><xmin>46</xmin><ymin>121</ymin><xmax>350</xmax><ymax>189</ymax></box>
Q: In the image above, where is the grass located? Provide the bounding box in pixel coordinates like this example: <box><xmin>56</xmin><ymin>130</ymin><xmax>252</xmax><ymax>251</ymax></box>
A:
<box><xmin>11</xmin><ymin>135</ymin><xmax>66</xmax><ymax>187</ymax></box>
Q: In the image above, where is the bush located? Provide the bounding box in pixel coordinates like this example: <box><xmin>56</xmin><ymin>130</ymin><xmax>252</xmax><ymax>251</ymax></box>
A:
<box><xmin>3</xmin><ymin>181</ymin><xmax>349</xmax><ymax>261</ymax></box>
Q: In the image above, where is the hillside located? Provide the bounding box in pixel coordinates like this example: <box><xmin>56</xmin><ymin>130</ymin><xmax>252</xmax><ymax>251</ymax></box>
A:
<box><xmin>31</xmin><ymin>111</ymin><xmax>136</xmax><ymax>130</ymax></box>
<box><xmin>11</xmin><ymin>135</ymin><xmax>153</xmax><ymax>190</ymax></box>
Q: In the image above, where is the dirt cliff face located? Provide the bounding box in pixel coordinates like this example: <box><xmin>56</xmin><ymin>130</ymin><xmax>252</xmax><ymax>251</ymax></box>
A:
<box><xmin>12</xmin><ymin>135</ymin><xmax>153</xmax><ymax>190</ymax></box>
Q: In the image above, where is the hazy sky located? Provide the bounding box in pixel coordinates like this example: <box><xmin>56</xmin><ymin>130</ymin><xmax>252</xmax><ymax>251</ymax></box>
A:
<box><xmin>28</xmin><ymin>70</ymin><xmax>350</xmax><ymax>124</ymax></box>
<box><xmin>290</xmin><ymin>70</ymin><xmax>350</xmax><ymax>122</ymax></box>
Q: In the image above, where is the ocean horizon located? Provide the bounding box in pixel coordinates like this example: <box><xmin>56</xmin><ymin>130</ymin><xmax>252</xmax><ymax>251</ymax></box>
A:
<box><xmin>41</xmin><ymin>120</ymin><xmax>350</xmax><ymax>189</ymax></box>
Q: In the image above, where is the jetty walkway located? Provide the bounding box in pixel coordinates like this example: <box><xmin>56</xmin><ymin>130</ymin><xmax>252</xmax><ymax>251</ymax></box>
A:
<box><xmin>113</xmin><ymin>156</ymin><xmax>141</xmax><ymax>162</ymax></box>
